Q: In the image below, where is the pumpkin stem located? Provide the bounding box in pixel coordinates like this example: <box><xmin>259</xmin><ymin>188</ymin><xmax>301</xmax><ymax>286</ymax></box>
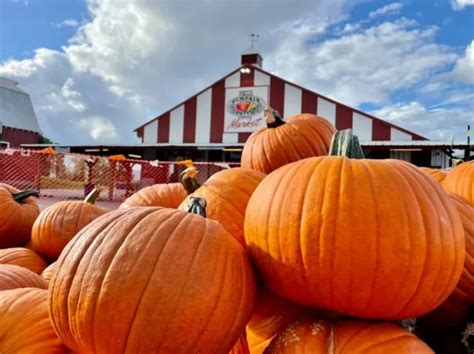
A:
<box><xmin>264</xmin><ymin>107</ymin><xmax>285</xmax><ymax>128</ymax></box>
<box><xmin>179</xmin><ymin>167</ymin><xmax>201</xmax><ymax>194</ymax></box>
<box><xmin>329</xmin><ymin>129</ymin><xmax>365</xmax><ymax>159</ymax></box>
<box><xmin>187</xmin><ymin>196</ymin><xmax>207</xmax><ymax>218</ymax></box>
<box><xmin>12</xmin><ymin>189</ymin><xmax>40</xmax><ymax>203</ymax></box>
<box><xmin>84</xmin><ymin>187</ymin><xmax>100</xmax><ymax>204</ymax></box>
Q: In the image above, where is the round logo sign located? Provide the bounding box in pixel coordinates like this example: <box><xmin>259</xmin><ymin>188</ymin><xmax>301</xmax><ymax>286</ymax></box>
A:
<box><xmin>226</xmin><ymin>90</ymin><xmax>266</xmax><ymax>117</ymax></box>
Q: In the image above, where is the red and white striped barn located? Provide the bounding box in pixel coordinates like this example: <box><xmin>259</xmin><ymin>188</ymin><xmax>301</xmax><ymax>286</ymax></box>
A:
<box><xmin>135</xmin><ymin>50</ymin><xmax>425</xmax><ymax>150</ymax></box>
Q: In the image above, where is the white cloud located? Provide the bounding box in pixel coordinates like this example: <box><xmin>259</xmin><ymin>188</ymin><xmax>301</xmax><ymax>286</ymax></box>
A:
<box><xmin>55</xmin><ymin>19</ymin><xmax>80</xmax><ymax>28</ymax></box>
<box><xmin>77</xmin><ymin>116</ymin><xmax>119</xmax><ymax>142</ymax></box>
<box><xmin>451</xmin><ymin>41</ymin><xmax>474</xmax><ymax>84</ymax></box>
<box><xmin>452</xmin><ymin>0</ymin><xmax>474</xmax><ymax>10</ymax></box>
<box><xmin>369</xmin><ymin>2</ymin><xmax>403</xmax><ymax>19</ymax></box>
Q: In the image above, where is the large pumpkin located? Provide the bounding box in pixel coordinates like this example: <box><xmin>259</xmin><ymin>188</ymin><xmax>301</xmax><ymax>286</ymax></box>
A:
<box><xmin>0</xmin><ymin>247</ymin><xmax>47</xmax><ymax>274</ymax></box>
<box><xmin>241</xmin><ymin>108</ymin><xmax>336</xmax><ymax>174</ymax></box>
<box><xmin>0</xmin><ymin>183</ymin><xmax>40</xmax><ymax>248</ymax></box>
<box><xmin>0</xmin><ymin>264</ymin><xmax>47</xmax><ymax>290</ymax></box>
<box><xmin>245</xmin><ymin>136</ymin><xmax>465</xmax><ymax>319</ymax></box>
<box><xmin>265</xmin><ymin>319</ymin><xmax>433</xmax><ymax>353</ymax></box>
<box><xmin>49</xmin><ymin>202</ymin><xmax>256</xmax><ymax>353</ymax></box>
<box><xmin>120</xmin><ymin>183</ymin><xmax>187</xmax><ymax>209</ymax></box>
<box><xmin>31</xmin><ymin>189</ymin><xmax>108</xmax><ymax>261</ymax></box>
<box><xmin>0</xmin><ymin>288</ymin><xmax>67</xmax><ymax>353</ymax></box>
<box><xmin>178</xmin><ymin>168</ymin><xmax>266</xmax><ymax>246</ymax></box>
<box><xmin>443</xmin><ymin>161</ymin><xmax>473</xmax><ymax>204</ymax></box>
<box><xmin>419</xmin><ymin>167</ymin><xmax>447</xmax><ymax>183</ymax></box>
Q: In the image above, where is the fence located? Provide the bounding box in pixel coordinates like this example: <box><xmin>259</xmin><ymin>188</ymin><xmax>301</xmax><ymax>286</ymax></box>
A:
<box><xmin>0</xmin><ymin>148</ymin><xmax>239</xmax><ymax>204</ymax></box>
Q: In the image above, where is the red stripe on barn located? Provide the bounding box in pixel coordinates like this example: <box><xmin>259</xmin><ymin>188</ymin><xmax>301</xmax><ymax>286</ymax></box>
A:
<box><xmin>210</xmin><ymin>80</ymin><xmax>225</xmax><ymax>143</ymax></box>
<box><xmin>335</xmin><ymin>105</ymin><xmax>352</xmax><ymax>130</ymax></box>
<box><xmin>238</xmin><ymin>68</ymin><xmax>255</xmax><ymax>143</ymax></box>
<box><xmin>183</xmin><ymin>97</ymin><xmax>197</xmax><ymax>143</ymax></box>
<box><xmin>269</xmin><ymin>76</ymin><xmax>285</xmax><ymax>117</ymax></box>
<box><xmin>302</xmin><ymin>90</ymin><xmax>317</xmax><ymax>114</ymax></box>
<box><xmin>157</xmin><ymin>112</ymin><xmax>170</xmax><ymax>143</ymax></box>
<box><xmin>372</xmin><ymin>120</ymin><xmax>391</xmax><ymax>140</ymax></box>
<box><xmin>238</xmin><ymin>132</ymin><xmax>252</xmax><ymax>143</ymax></box>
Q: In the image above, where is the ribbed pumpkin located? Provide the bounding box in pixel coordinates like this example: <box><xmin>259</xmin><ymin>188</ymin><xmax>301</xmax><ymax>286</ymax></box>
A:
<box><xmin>230</xmin><ymin>332</ymin><xmax>250</xmax><ymax>354</ymax></box>
<box><xmin>241</xmin><ymin>108</ymin><xmax>336</xmax><ymax>174</ymax></box>
<box><xmin>41</xmin><ymin>261</ymin><xmax>57</xmax><ymax>283</ymax></box>
<box><xmin>443</xmin><ymin>161</ymin><xmax>474</xmax><ymax>204</ymax></box>
<box><xmin>0</xmin><ymin>247</ymin><xmax>47</xmax><ymax>274</ymax></box>
<box><xmin>265</xmin><ymin>319</ymin><xmax>433</xmax><ymax>353</ymax></box>
<box><xmin>49</xmin><ymin>203</ymin><xmax>256</xmax><ymax>353</ymax></box>
<box><xmin>245</xmin><ymin>151</ymin><xmax>465</xmax><ymax>319</ymax></box>
<box><xmin>31</xmin><ymin>189</ymin><xmax>108</xmax><ymax>261</ymax></box>
<box><xmin>419</xmin><ymin>167</ymin><xmax>447</xmax><ymax>183</ymax></box>
<box><xmin>0</xmin><ymin>183</ymin><xmax>40</xmax><ymax>248</ymax></box>
<box><xmin>120</xmin><ymin>182</ymin><xmax>187</xmax><ymax>209</ymax></box>
<box><xmin>178</xmin><ymin>168</ymin><xmax>266</xmax><ymax>246</ymax></box>
<box><xmin>0</xmin><ymin>288</ymin><xmax>67</xmax><ymax>353</ymax></box>
<box><xmin>0</xmin><ymin>264</ymin><xmax>47</xmax><ymax>290</ymax></box>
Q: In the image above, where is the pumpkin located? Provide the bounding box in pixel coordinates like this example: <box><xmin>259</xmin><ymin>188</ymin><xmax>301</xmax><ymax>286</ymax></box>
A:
<box><xmin>241</xmin><ymin>108</ymin><xmax>336</xmax><ymax>174</ymax></box>
<box><xmin>178</xmin><ymin>167</ymin><xmax>266</xmax><ymax>246</ymax></box>
<box><xmin>41</xmin><ymin>261</ymin><xmax>57</xmax><ymax>284</ymax></box>
<box><xmin>0</xmin><ymin>247</ymin><xmax>47</xmax><ymax>274</ymax></box>
<box><xmin>230</xmin><ymin>332</ymin><xmax>250</xmax><ymax>354</ymax></box>
<box><xmin>31</xmin><ymin>188</ymin><xmax>108</xmax><ymax>261</ymax></box>
<box><xmin>443</xmin><ymin>161</ymin><xmax>474</xmax><ymax>204</ymax></box>
<box><xmin>244</xmin><ymin>130</ymin><xmax>465</xmax><ymax>320</ymax></box>
<box><xmin>49</xmin><ymin>199</ymin><xmax>256</xmax><ymax>353</ymax></box>
<box><xmin>265</xmin><ymin>319</ymin><xmax>433</xmax><ymax>353</ymax></box>
<box><xmin>0</xmin><ymin>264</ymin><xmax>47</xmax><ymax>290</ymax></box>
<box><xmin>0</xmin><ymin>288</ymin><xmax>67</xmax><ymax>353</ymax></box>
<box><xmin>0</xmin><ymin>183</ymin><xmax>40</xmax><ymax>248</ymax></box>
<box><xmin>419</xmin><ymin>167</ymin><xmax>447</xmax><ymax>183</ymax></box>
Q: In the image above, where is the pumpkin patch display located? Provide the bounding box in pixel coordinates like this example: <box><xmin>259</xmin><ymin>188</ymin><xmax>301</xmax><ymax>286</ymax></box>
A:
<box><xmin>265</xmin><ymin>319</ymin><xmax>433</xmax><ymax>353</ymax></box>
<box><xmin>245</xmin><ymin>130</ymin><xmax>465</xmax><ymax>320</ymax></box>
<box><xmin>0</xmin><ymin>264</ymin><xmax>47</xmax><ymax>290</ymax></box>
<box><xmin>241</xmin><ymin>107</ymin><xmax>336</xmax><ymax>174</ymax></box>
<box><xmin>0</xmin><ymin>288</ymin><xmax>67</xmax><ymax>354</ymax></box>
<box><xmin>0</xmin><ymin>247</ymin><xmax>47</xmax><ymax>274</ymax></box>
<box><xmin>443</xmin><ymin>161</ymin><xmax>474</xmax><ymax>204</ymax></box>
<box><xmin>0</xmin><ymin>183</ymin><xmax>40</xmax><ymax>248</ymax></box>
<box><xmin>30</xmin><ymin>188</ymin><xmax>108</xmax><ymax>261</ymax></box>
<box><xmin>178</xmin><ymin>167</ymin><xmax>266</xmax><ymax>246</ymax></box>
<box><xmin>49</xmin><ymin>200</ymin><xmax>256</xmax><ymax>353</ymax></box>
<box><xmin>419</xmin><ymin>167</ymin><xmax>447</xmax><ymax>183</ymax></box>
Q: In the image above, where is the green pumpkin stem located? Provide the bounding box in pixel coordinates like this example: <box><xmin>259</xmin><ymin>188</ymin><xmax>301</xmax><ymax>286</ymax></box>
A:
<box><xmin>12</xmin><ymin>189</ymin><xmax>39</xmax><ymax>203</ymax></box>
<box><xmin>329</xmin><ymin>129</ymin><xmax>365</xmax><ymax>159</ymax></box>
<box><xmin>179</xmin><ymin>167</ymin><xmax>201</xmax><ymax>195</ymax></box>
<box><xmin>187</xmin><ymin>197</ymin><xmax>207</xmax><ymax>218</ymax></box>
<box><xmin>84</xmin><ymin>188</ymin><xmax>100</xmax><ymax>204</ymax></box>
<box><xmin>265</xmin><ymin>107</ymin><xmax>285</xmax><ymax>128</ymax></box>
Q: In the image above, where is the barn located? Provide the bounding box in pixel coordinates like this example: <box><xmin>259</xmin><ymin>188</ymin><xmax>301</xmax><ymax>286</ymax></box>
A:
<box><xmin>0</xmin><ymin>77</ymin><xmax>42</xmax><ymax>147</ymax></box>
<box><xmin>133</xmin><ymin>49</ymin><xmax>457</xmax><ymax>167</ymax></box>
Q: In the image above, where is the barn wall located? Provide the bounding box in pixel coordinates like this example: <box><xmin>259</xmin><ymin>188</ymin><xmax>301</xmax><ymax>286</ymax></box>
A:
<box><xmin>1</xmin><ymin>126</ymin><xmax>40</xmax><ymax>147</ymax></box>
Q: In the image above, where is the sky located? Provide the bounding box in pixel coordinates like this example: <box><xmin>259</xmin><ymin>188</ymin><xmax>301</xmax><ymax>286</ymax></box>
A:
<box><xmin>0</xmin><ymin>0</ymin><xmax>473</xmax><ymax>144</ymax></box>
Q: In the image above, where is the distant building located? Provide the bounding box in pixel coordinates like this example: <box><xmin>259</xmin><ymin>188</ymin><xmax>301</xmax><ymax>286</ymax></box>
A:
<box><xmin>0</xmin><ymin>77</ymin><xmax>42</xmax><ymax>147</ymax></box>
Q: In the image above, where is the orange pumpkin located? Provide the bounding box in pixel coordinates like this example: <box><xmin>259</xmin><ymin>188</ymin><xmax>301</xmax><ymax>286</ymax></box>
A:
<box><xmin>178</xmin><ymin>168</ymin><xmax>266</xmax><ymax>246</ymax></box>
<box><xmin>0</xmin><ymin>183</ymin><xmax>40</xmax><ymax>248</ymax></box>
<box><xmin>31</xmin><ymin>189</ymin><xmax>108</xmax><ymax>261</ymax></box>
<box><xmin>0</xmin><ymin>288</ymin><xmax>67</xmax><ymax>353</ymax></box>
<box><xmin>49</xmin><ymin>203</ymin><xmax>256</xmax><ymax>353</ymax></box>
<box><xmin>266</xmin><ymin>319</ymin><xmax>433</xmax><ymax>353</ymax></box>
<box><xmin>241</xmin><ymin>108</ymin><xmax>336</xmax><ymax>174</ymax></box>
<box><xmin>443</xmin><ymin>161</ymin><xmax>474</xmax><ymax>204</ymax></box>
<box><xmin>41</xmin><ymin>261</ymin><xmax>57</xmax><ymax>284</ymax></box>
<box><xmin>0</xmin><ymin>264</ymin><xmax>47</xmax><ymax>290</ymax></box>
<box><xmin>0</xmin><ymin>247</ymin><xmax>47</xmax><ymax>274</ymax></box>
<box><xmin>230</xmin><ymin>332</ymin><xmax>250</xmax><ymax>354</ymax></box>
<box><xmin>120</xmin><ymin>182</ymin><xmax>187</xmax><ymax>209</ymax></box>
<box><xmin>419</xmin><ymin>167</ymin><xmax>447</xmax><ymax>183</ymax></box>
<box><xmin>245</xmin><ymin>155</ymin><xmax>465</xmax><ymax>319</ymax></box>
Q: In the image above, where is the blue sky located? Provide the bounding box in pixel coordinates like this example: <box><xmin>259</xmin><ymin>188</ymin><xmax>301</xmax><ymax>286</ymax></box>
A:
<box><xmin>0</xmin><ymin>0</ymin><xmax>472</xmax><ymax>144</ymax></box>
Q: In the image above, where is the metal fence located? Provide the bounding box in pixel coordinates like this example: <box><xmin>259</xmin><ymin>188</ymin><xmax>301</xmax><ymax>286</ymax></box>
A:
<box><xmin>0</xmin><ymin>148</ymin><xmax>239</xmax><ymax>202</ymax></box>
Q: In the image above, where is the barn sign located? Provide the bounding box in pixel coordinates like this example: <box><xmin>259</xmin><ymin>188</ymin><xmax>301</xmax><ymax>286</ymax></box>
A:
<box><xmin>224</xmin><ymin>86</ymin><xmax>268</xmax><ymax>133</ymax></box>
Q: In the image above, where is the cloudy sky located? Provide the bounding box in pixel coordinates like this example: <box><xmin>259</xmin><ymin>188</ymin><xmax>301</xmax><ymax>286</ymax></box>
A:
<box><xmin>0</xmin><ymin>0</ymin><xmax>473</xmax><ymax>144</ymax></box>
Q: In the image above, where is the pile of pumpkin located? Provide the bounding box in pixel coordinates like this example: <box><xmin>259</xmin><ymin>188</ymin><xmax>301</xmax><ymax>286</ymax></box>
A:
<box><xmin>0</xmin><ymin>108</ymin><xmax>472</xmax><ymax>353</ymax></box>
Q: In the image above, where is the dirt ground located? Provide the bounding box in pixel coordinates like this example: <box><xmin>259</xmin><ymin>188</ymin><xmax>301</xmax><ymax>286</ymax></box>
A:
<box><xmin>38</xmin><ymin>197</ymin><xmax>121</xmax><ymax>211</ymax></box>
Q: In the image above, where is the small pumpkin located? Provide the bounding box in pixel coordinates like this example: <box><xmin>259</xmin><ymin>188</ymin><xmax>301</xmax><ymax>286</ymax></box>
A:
<box><xmin>0</xmin><ymin>264</ymin><xmax>47</xmax><ymax>290</ymax></box>
<box><xmin>0</xmin><ymin>247</ymin><xmax>47</xmax><ymax>274</ymax></box>
<box><xmin>30</xmin><ymin>188</ymin><xmax>108</xmax><ymax>261</ymax></box>
<box><xmin>245</xmin><ymin>130</ymin><xmax>465</xmax><ymax>319</ymax></box>
<box><xmin>419</xmin><ymin>167</ymin><xmax>447</xmax><ymax>183</ymax></box>
<box><xmin>241</xmin><ymin>107</ymin><xmax>336</xmax><ymax>174</ymax></box>
<box><xmin>49</xmin><ymin>198</ymin><xmax>256</xmax><ymax>353</ymax></box>
<box><xmin>443</xmin><ymin>161</ymin><xmax>474</xmax><ymax>204</ymax></box>
<box><xmin>178</xmin><ymin>167</ymin><xmax>266</xmax><ymax>246</ymax></box>
<box><xmin>265</xmin><ymin>319</ymin><xmax>433</xmax><ymax>353</ymax></box>
<box><xmin>41</xmin><ymin>261</ymin><xmax>57</xmax><ymax>284</ymax></box>
<box><xmin>0</xmin><ymin>288</ymin><xmax>67</xmax><ymax>353</ymax></box>
<box><xmin>0</xmin><ymin>183</ymin><xmax>40</xmax><ymax>248</ymax></box>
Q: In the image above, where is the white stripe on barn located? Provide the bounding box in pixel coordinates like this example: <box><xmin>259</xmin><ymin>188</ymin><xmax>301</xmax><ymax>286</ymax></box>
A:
<box><xmin>254</xmin><ymin>70</ymin><xmax>271</xmax><ymax>86</ymax></box>
<box><xmin>284</xmin><ymin>84</ymin><xmax>302</xmax><ymax>117</ymax></box>
<box><xmin>195</xmin><ymin>88</ymin><xmax>212</xmax><ymax>143</ymax></box>
<box><xmin>169</xmin><ymin>105</ymin><xmax>185</xmax><ymax>143</ymax></box>
<box><xmin>391</xmin><ymin>128</ymin><xmax>412</xmax><ymax>141</ymax></box>
<box><xmin>352</xmin><ymin>112</ymin><xmax>372</xmax><ymax>141</ymax></box>
<box><xmin>317</xmin><ymin>97</ymin><xmax>336</xmax><ymax>127</ymax></box>
<box><xmin>143</xmin><ymin>120</ymin><xmax>157</xmax><ymax>143</ymax></box>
